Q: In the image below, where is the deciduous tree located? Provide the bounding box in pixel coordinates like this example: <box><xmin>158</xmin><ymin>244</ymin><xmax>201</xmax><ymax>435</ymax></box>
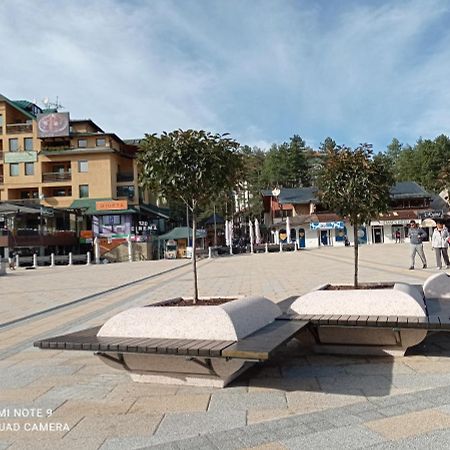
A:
<box><xmin>138</xmin><ymin>130</ymin><xmax>243</xmax><ymax>302</ymax></box>
<box><xmin>318</xmin><ymin>144</ymin><xmax>394</xmax><ymax>287</ymax></box>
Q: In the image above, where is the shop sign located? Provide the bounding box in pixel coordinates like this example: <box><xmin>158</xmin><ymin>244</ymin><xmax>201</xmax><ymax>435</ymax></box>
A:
<box><xmin>310</xmin><ymin>221</ymin><xmax>345</xmax><ymax>230</ymax></box>
<box><xmin>40</xmin><ymin>206</ymin><xmax>54</xmax><ymax>217</ymax></box>
<box><xmin>4</xmin><ymin>151</ymin><xmax>37</xmax><ymax>163</ymax></box>
<box><xmin>374</xmin><ymin>219</ymin><xmax>411</xmax><ymax>225</ymax></box>
<box><xmin>96</xmin><ymin>200</ymin><xmax>128</xmax><ymax>211</ymax></box>
<box><xmin>80</xmin><ymin>230</ymin><xmax>93</xmax><ymax>239</ymax></box>
<box><xmin>37</xmin><ymin>112</ymin><xmax>70</xmax><ymax>138</ymax></box>
<box><xmin>419</xmin><ymin>210</ymin><xmax>443</xmax><ymax>220</ymax></box>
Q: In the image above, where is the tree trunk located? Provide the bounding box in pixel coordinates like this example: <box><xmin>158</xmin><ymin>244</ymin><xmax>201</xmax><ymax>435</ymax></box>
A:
<box><xmin>192</xmin><ymin>208</ymin><xmax>199</xmax><ymax>303</ymax></box>
<box><xmin>353</xmin><ymin>220</ymin><xmax>359</xmax><ymax>288</ymax></box>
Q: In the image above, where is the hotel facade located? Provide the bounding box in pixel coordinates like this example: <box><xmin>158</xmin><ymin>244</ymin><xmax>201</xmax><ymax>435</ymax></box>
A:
<box><xmin>0</xmin><ymin>94</ymin><xmax>167</xmax><ymax>259</ymax></box>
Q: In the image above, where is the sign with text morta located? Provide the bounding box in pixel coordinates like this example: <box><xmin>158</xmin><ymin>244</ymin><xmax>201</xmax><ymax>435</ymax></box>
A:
<box><xmin>37</xmin><ymin>112</ymin><xmax>70</xmax><ymax>138</ymax></box>
<box><xmin>5</xmin><ymin>151</ymin><xmax>37</xmax><ymax>163</ymax></box>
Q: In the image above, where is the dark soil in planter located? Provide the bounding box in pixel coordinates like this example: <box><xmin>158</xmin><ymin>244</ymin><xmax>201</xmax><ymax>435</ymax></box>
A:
<box><xmin>150</xmin><ymin>297</ymin><xmax>237</xmax><ymax>307</ymax></box>
<box><xmin>324</xmin><ymin>283</ymin><xmax>395</xmax><ymax>290</ymax></box>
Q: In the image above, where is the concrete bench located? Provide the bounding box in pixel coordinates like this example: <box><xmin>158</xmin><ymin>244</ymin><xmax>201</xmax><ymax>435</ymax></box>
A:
<box><xmin>34</xmin><ymin>296</ymin><xmax>308</xmax><ymax>387</ymax></box>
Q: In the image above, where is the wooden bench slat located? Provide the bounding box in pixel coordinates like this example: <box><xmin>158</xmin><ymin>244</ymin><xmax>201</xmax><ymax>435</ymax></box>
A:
<box><xmin>328</xmin><ymin>315</ymin><xmax>342</xmax><ymax>325</ymax></box>
<box><xmin>366</xmin><ymin>316</ymin><xmax>379</xmax><ymax>326</ymax></box>
<box><xmin>222</xmin><ymin>320</ymin><xmax>308</xmax><ymax>360</ymax></box>
<box><xmin>347</xmin><ymin>315</ymin><xmax>360</xmax><ymax>326</ymax></box>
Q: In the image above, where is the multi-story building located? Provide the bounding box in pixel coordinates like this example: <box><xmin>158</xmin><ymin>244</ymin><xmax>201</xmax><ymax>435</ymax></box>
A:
<box><xmin>0</xmin><ymin>93</ymin><xmax>168</xmax><ymax>258</ymax></box>
<box><xmin>262</xmin><ymin>182</ymin><xmax>443</xmax><ymax>248</ymax></box>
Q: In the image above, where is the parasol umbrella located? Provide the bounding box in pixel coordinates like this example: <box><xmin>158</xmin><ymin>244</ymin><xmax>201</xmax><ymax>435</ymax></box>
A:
<box><xmin>225</xmin><ymin>219</ymin><xmax>229</xmax><ymax>246</ymax></box>
<box><xmin>286</xmin><ymin>216</ymin><xmax>291</xmax><ymax>243</ymax></box>
<box><xmin>255</xmin><ymin>218</ymin><xmax>261</xmax><ymax>244</ymax></box>
<box><xmin>249</xmin><ymin>219</ymin><xmax>254</xmax><ymax>253</ymax></box>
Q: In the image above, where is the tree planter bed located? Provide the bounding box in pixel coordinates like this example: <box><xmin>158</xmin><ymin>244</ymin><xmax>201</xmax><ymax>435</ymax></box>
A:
<box><xmin>279</xmin><ymin>279</ymin><xmax>450</xmax><ymax>356</ymax></box>
<box><xmin>34</xmin><ymin>296</ymin><xmax>307</xmax><ymax>387</ymax></box>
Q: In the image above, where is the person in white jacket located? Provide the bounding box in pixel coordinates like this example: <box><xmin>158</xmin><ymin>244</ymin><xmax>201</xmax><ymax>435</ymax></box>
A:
<box><xmin>431</xmin><ymin>221</ymin><xmax>450</xmax><ymax>269</ymax></box>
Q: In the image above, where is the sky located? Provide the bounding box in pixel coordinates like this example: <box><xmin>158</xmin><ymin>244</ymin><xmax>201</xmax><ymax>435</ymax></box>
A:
<box><xmin>1</xmin><ymin>0</ymin><xmax>450</xmax><ymax>152</ymax></box>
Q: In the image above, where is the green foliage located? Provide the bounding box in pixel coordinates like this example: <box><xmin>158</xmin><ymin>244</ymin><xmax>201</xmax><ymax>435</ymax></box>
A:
<box><xmin>386</xmin><ymin>134</ymin><xmax>450</xmax><ymax>193</ymax></box>
<box><xmin>260</xmin><ymin>135</ymin><xmax>312</xmax><ymax>188</ymax></box>
<box><xmin>318</xmin><ymin>144</ymin><xmax>394</xmax><ymax>286</ymax></box>
<box><xmin>138</xmin><ymin>129</ymin><xmax>243</xmax><ymax>211</ymax></box>
<box><xmin>318</xmin><ymin>144</ymin><xmax>394</xmax><ymax>225</ymax></box>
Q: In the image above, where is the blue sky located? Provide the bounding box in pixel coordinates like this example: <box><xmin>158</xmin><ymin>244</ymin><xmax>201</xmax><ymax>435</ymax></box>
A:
<box><xmin>1</xmin><ymin>0</ymin><xmax>450</xmax><ymax>151</ymax></box>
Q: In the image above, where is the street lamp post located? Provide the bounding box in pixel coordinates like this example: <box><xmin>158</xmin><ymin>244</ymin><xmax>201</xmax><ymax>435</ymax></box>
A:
<box><xmin>271</xmin><ymin>188</ymin><xmax>280</xmax><ymax>244</ymax></box>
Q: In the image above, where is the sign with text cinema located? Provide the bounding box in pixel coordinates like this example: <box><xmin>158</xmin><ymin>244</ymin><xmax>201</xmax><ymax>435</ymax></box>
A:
<box><xmin>37</xmin><ymin>112</ymin><xmax>70</xmax><ymax>138</ymax></box>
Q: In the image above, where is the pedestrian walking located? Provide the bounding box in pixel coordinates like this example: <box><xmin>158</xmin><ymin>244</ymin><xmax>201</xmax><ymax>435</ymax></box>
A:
<box><xmin>431</xmin><ymin>221</ymin><xmax>449</xmax><ymax>270</ymax></box>
<box><xmin>408</xmin><ymin>220</ymin><xmax>427</xmax><ymax>270</ymax></box>
<box><xmin>395</xmin><ymin>230</ymin><xmax>401</xmax><ymax>243</ymax></box>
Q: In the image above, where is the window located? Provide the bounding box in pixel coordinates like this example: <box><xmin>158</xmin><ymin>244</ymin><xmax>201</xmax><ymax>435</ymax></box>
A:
<box><xmin>0</xmin><ymin>114</ymin><xmax>3</xmax><ymax>126</ymax></box>
<box><xmin>9</xmin><ymin>138</ymin><xmax>19</xmax><ymax>152</ymax></box>
<box><xmin>103</xmin><ymin>215</ymin><xmax>121</xmax><ymax>225</ymax></box>
<box><xmin>24</xmin><ymin>138</ymin><xmax>33</xmax><ymax>151</ymax></box>
<box><xmin>116</xmin><ymin>185</ymin><xmax>135</xmax><ymax>199</ymax></box>
<box><xmin>25</xmin><ymin>162</ymin><xmax>34</xmax><ymax>176</ymax></box>
<box><xmin>9</xmin><ymin>163</ymin><xmax>19</xmax><ymax>176</ymax></box>
<box><xmin>79</xmin><ymin>184</ymin><xmax>89</xmax><ymax>198</ymax></box>
<box><xmin>96</xmin><ymin>138</ymin><xmax>106</xmax><ymax>147</ymax></box>
<box><xmin>78</xmin><ymin>160</ymin><xmax>88</xmax><ymax>172</ymax></box>
<box><xmin>52</xmin><ymin>187</ymin><xmax>72</xmax><ymax>197</ymax></box>
<box><xmin>78</xmin><ymin>139</ymin><xmax>87</xmax><ymax>148</ymax></box>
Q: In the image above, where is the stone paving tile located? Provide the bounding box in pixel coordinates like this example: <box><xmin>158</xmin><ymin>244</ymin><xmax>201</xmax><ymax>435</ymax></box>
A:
<box><xmin>247</xmin><ymin>408</ymin><xmax>294</xmax><ymax>425</ymax></box>
<box><xmin>391</xmin><ymin>372</ymin><xmax>450</xmax><ymax>389</ymax></box>
<box><xmin>128</xmin><ymin>394</ymin><xmax>210</xmax><ymax>415</ymax></box>
<box><xmin>241</xmin><ymin>443</ymin><xmax>288</xmax><ymax>450</ymax></box>
<box><xmin>248</xmin><ymin>376</ymin><xmax>320</xmax><ymax>393</ymax></box>
<box><xmin>7</xmin><ymin>436</ymin><xmax>106</xmax><ymax>450</ymax></box>
<box><xmin>99</xmin><ymin>435</ymin><xmax>171</xmax><ymax>450</ymax></box>
<box><xmin>364</xmin><ymin>408</ymin><xmax>450</xmax><ymax>440</ymax></box>
<box><xmin>0</xmin><ymin>386</ymin><xmax>52</xmax><ymax>402</ymax></box>
<box><xmin>375</xmin><ymin>400</ymin><xmax>436</xmax><ymax>418</ymax></box>
<box><xmin>103</xmin><ymin>382</ymin><xmax>179</xmax><ymax>400</ymax></box>
<box><xmin>51</xmin><ymin>398</ymin><xmax>136</xmax><ymax>418</ymax></box>
<box><xmin>208</xmin><ymin>392</ymin><xmax>287</xmax><ymax>411</ymax></box>
<box><xmin>0</xmin><ymin>442</ymin><xmax>11</xmax><ymax>450</ymax></box>
<box><xmin>36</xmin><ymin>383</ymin><xmax>114</xmax><ymax>402</ymax></box>
<box><xmin>154</xmin><ymin>410</ymin><xmax>247</xmax><ymax>442</ymax></box>
<box><xmin>281</xmin><ymin>424</ymin><xmax>386</xmax><ymax>449</ymax></box>
<box><xmin>318</xmin><ymin>375</ymin><xmax>394</xmax><ymax>396</ymax></box>
<box><xmin>286</xmin><ymin>390</ymin><xmax>365</xmax><ymax>414</ymax></box>
<box><xmin>65</xmin><ymin>412</ymin><xmax>162</xmax><ymax>440</ymax></box>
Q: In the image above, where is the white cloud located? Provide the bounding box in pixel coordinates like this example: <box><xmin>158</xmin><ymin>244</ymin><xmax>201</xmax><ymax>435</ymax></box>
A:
<box><xmin>1</xmin><ymin>0</ymin><xmax>450</xmax><ymax>149</ymax></box>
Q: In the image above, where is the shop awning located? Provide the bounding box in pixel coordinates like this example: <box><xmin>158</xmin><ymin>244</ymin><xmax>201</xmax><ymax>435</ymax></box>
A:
<box><xmin>135</xmin><ymin>203</ymin><xmax>170</xmax><ymax>219</ymax></box>
<box><xmin>0</xmin><ymin>201</ymin><xmax>41</xmax><ymax>215</ymax></box>
<box><xmin>158</xmin><ymin>226</ymin><xmax>206</xmax><ymax>241</ymax></box>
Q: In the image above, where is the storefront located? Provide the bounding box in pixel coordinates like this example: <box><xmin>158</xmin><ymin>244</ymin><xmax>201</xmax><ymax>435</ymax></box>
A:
<box><xmin>310</xmin><ymin>221</ymin><xmax>346</xmax><ymax>247</ymax></box>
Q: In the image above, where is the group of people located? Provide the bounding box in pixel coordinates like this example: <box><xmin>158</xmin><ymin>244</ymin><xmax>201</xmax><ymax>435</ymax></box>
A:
<box><xmin>408</xmin><ymin>220</ymin><xmax>450</xmax><ymax>270</ymax></box>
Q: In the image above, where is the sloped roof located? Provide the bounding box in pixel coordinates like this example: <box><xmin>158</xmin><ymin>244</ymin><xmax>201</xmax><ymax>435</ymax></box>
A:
<box><xmin>261</xmin><ymin>187</ymin><xmax>318</xmax><ymax>204</ymax></box>
<box><xmin>0</xmin><ymin>94</ymin><xmax>38</xmax><ymax>119</ymax></box>
<box><xmin>204</xmin><ymin>213</ymin><xmax>225</xmax><ymax>225</ymax></box>
<box><xmin>390</xmin><ymin>181</ymin><xmax>431</xmax><ymax>199</ymax></box>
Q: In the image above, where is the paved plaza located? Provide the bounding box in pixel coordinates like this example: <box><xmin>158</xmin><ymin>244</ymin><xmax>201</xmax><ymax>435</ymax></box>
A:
<box><xmin>1</xmin><ymin>244</ymin><xmax>450</xmax><ymax>449</ymax></box>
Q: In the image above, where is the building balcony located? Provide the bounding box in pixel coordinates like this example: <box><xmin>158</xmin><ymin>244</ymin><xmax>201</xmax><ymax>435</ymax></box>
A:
<box><xmin>6</xmin><ymin>123</ymin><xmax>33</xmax><ymax>134</ymax></box>
<box><xmin>42</xmin><ymin>171</ymin><xmax>72</xmax><ymax>183</ymax></box>
<box><xmin>116</xmin><ymin>172</ymin><xmax>134</xmax><ymax>182</ymax></box>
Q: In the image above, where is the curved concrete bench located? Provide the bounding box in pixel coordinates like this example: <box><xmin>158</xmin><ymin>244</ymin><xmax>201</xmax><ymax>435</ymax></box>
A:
<box><xmin>424</xmin><ymin>272</ymin><xmax>450</xmax><ymax>300</ymax></box>
<box><xmin>289</xmin><ymin>285</ymin><xmax>427</xmax><ymax>356</ymax></box>
<box><xmin>96</xmin><ymin>296</ymin><xmax>282</xmax><ymax>387</ymax></box>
